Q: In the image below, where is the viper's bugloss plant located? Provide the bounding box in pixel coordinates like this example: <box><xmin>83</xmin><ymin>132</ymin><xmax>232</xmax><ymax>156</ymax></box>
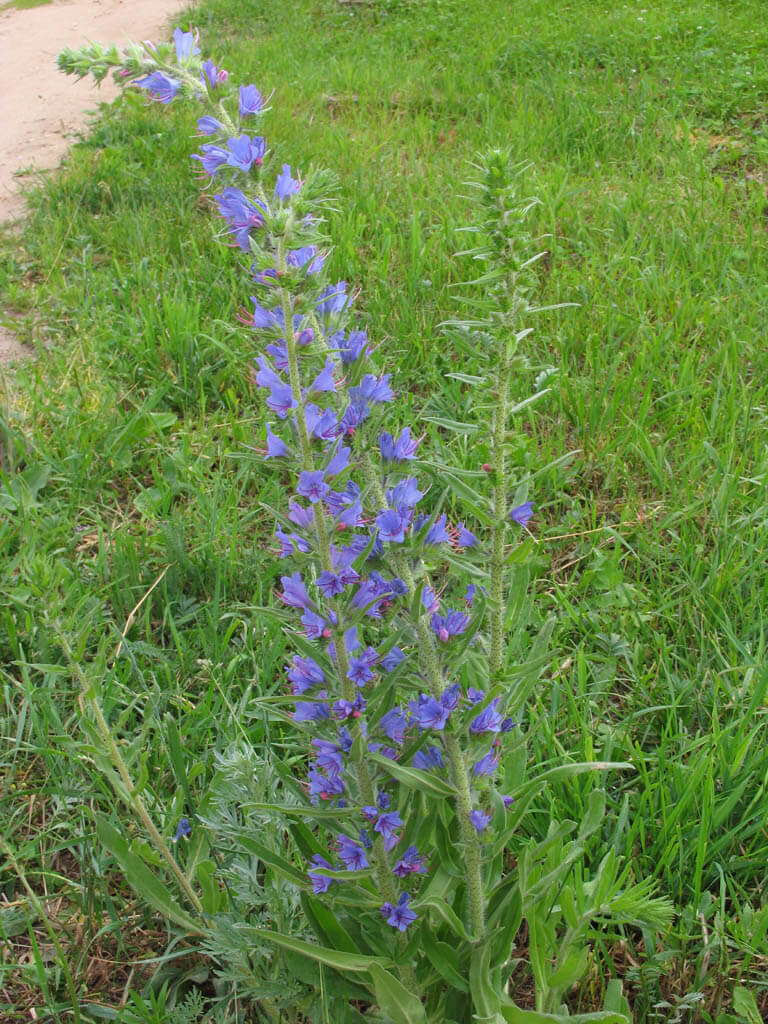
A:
<box><xmin>58</xmin><ymin>30</ymin><xmax>672</xmax><ymax>1024</ymax></box>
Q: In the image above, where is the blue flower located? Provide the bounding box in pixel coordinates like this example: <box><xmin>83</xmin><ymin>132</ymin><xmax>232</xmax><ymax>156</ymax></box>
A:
<box><xmin>297</xmin><ymin>470</ymin><xmax>329</xmax><ymax>504</ymax></box>
<box><xmin>251</xmin><ymin>300</ymin><xmax>283</xmax><ymax>331</ymax></box>
<box><xmin>239</xmin><ymin>84</ymin><xmax>265</xmax><ymax>117</ymax></box>
<box><xmin>393</xmin><ymin>845</ymin><xmax>427</xmax><ymax>877</ymax></box>
<box><xmin>173</xmin><ymin>817</ymin><xmax>192</xmax><ymax>842</ymax></box>
<box><xmin>173</xmin><ymin>28</ymin><xmax>200</xmax><ymax>61</ymax></box>
<box><xmin>308</xmin><ymin>854</ymin><xmax>337</xmax><ymax>893</ymax></box>
<box><xmin>214</xmin><ymin>188</ymin><xmax>265</xmax><ymax>250</ymax></box>
<box><xmin>379</xmin><ymin>646</ymin><xmax>405</xmax><ymax>672</ymax></box>
<box><xmin>332</xmin><ymin>694</ymin><xmax>366</xmax><ymax>719</ymax></box>
<box><xmin>441</xmin><ymin>684</ymin><xmax>461</xmax><ymax>711</ymax></box>
<box><xmin>381</xmin><ymin>892</ymin><xmax>417</xmax><ymax>932</ymax></box>
<box><xmin>379</xmin><ymin>708</ymin><xmax>408</xmax><ymax>744</ymax></box>
<box><xmin>288</xmin><ymin>501</ymin><xmax>314</xmax><ymax>528</ymax></box>
<box><xmin>309</xmin><ymin>359</ymin><xmax>336</xmax><ymax>394</ymax></box>
<box><xmin>312</xmin><ymin>739</ymin><xmax>344</xmax><ymax>778</ymax></box>
<box><xmin>388</xmin><ymin>477</ymin><xmax>423</xmax><ymax>509</ymax></box>
<box><xmin>412</xmin><ymin>745</ymin><xmax>444</xmax><ymax>771</ymax></box>
<box><xmin>316</xmin><ymin>283</ymin><xmax>349</xmax><ymax>316</ymax></box>
<box><xmin>308</xmin><ymin>765</ymin><xmax>345</xmax><ymax>801</ymax></box>
<box><xmin>379</xmin><ymin>427</ymin><xmax>419</xmax><ymax>462</ymax></box>
<box><xmin>197</xmin><ymin>115</ymin><xmax>222</xmax><ymax>136</ymax></box>
<box><xmin>200</xmin><ymin>59</ymin><xmax>224</xmax><ymax>89</ymax></box>
<box><xmin>135</xmin><ymin>71</ymin><xmax>181</xmax><ymax>104</ymax></box>
<box><xmin>324</xmin><ymin>445</ymin><xmax>351</xmax><ymax>480</ymax></box>
<box><xmin>301</xmin><ymin>609</ymin><xmax>330</xmax><ymax>640</ymax></box>
<box><xmin>409</xmin><ymin>694</ymin><xmax>450</xmax><ymax>731</ymax></box>
<box><xmin>456</xmin><ymin>522</ymin><xmax>478</xmax><ymax>547</ymax></box>
<box><xmin>347</xmin><ymin>656</ymin><xmax>375</xmax><ymax>688</ymax></box>
<box><xmin>294</xmin><ymin>697</ymin><xmax>330</xmax><ymax>723</ymax></box>
<box><xmin>191</xmin><ymin>143</ymin><xmax>229</xmax><ymax>176</ymax></box>
<box><xmin>287</xmin><ymin>655</ymin><xmax>325</xmax><ymax>694</ymax></box>
<box><xmin>470</xmin><ymin>699</ymin><xmax>503</xmax><ymax>735</ymax></box>
<box><xmin>337</xmin><ymin>835</ymin><xmax>368</xmax><ymax>870</ymax></box>
<box><xmin>510</xmin><ymin>501</ymin><xmax>534</xmax><ymax>527</ymax></box>
<box><xmin>376</xmin><ymin>507</ymin><xmax>411</xmax><ymax>544</ymax></box>
<box><xmin>373</xmin><ymin>811</ymin><xmax>402</xmax><ymax>847</ymax></box>
<box><xmin>275</xmin><ymin>164</ymin><xmax>300</xmax><ymax>200</ymax></box>
<box><xmin>265</xmin><ymin>423</ymin><xmax>291</xmax><ymax>458</ymax></box>
<box><xmin>331</xmin><ymin>329</ymin><xmax>369</xmax><ymax>363</ymax></box>
<box><xmin>470</xmin><ymin>809</ymin><xmax>491</xmax><ymax>833</ymax></box>
<box><xmin>279</xmin><ymin>572</ymin><xmax>312</xmax><ymax>610</ymax></box>
<box><xmin>424</xmin><ymin>514</ymin><xmax>450</xmax><ymax>546</ymax></box>
<box><xmin>473</xmin><ymin>749</ymin><xmax>499</xmax><ymax>777</ymax></box>
<box><xmin>227</xmin><ymin>135</ymin><xmax>266</xmax><ymax>172</ymax></box>
<box><xmin>430</xmin><ymin>609</ymin><xmax>470</xmax><ymax>643</ymax></box>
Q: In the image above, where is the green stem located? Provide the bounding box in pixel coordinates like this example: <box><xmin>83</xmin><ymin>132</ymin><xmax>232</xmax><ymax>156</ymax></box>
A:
<box><xmin>277</xmin><ymin>247</ymin><xmax>398</xmax><ymax>916</ymax></box>
<box><xmin>57</xmin><ymin>632</ymin><xmax>205</xmax><ymax>917</ymax></box>
<box><xmin>2</xmin><ymin>840</ymin><xmax>84</xmax><ymax>1024</ymax></box>
<box><xmin>360</xmin><ymin>454</ymin><xmax>486</xmax><ymax>938</ymax></box>
<box><xmin>489</xmin><ymin>318</ymin><xmax>511</xmax><ymax>679</ymax></box>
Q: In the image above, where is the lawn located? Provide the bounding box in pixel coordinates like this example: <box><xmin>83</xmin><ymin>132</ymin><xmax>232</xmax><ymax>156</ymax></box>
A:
<box><xmin>1</xmin><ymin>0</ymin><xmax>767</xmax><ymax>1020</ymax></box>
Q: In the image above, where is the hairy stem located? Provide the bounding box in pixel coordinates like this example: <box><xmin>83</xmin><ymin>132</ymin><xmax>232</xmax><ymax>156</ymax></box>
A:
<box><xmin>489</xmin><ymin>320</ymin><xmax>511</xmax><ymax>679</ymax></box>
<box><xmin>277</xmin><ymin>247</ymin><xmax>398</xmax><ymax>915</ymax></box>
<box><xmin>361</xmin><ymin>454</ymin><xmax>486</xmax><ymax>938</ymax></box>
<box><xmin>57</xmin><ymin>631</ymin><xmax>205</xmax><ymax>918</ymax></box>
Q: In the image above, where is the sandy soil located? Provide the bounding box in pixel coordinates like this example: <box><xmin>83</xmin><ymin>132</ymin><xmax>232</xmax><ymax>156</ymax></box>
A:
<box><xmin>0</xmin><ymin>0</ymin><xmax>191</xmax><ymax>363</ymax></box>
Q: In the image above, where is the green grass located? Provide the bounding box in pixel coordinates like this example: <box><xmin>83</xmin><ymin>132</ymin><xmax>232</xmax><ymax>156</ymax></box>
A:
<box><xmin>1</xmin><ymin>0</ymin><xmax>768</xmax><ymax>1019</ymax></box>
<box><xmin>0</xmin><ymin>0</ymin><xmax>53</xmax><ymax>10</ymax></box>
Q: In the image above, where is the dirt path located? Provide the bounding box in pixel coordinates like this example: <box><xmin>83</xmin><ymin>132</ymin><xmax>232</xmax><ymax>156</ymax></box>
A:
<box><xmin>0</xmin><ymin>0</ymin><xmax>192</xmax><ymax>363</ymax></box>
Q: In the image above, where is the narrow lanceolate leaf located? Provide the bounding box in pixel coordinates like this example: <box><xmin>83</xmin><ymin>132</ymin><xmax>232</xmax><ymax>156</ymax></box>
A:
<box><xmin>301</xmin><ymin>893</ymin><xmax>362</xmax><ymax>954</ymax></box>
<box><xmin>501</xmin><ymin>1008</ymin><xmax>629</xmax><ymax>1024</ymax></box>
<box><xmin>235</xmin><ymin>926</ymin><xmax>392</xmax><ymax>973</ymax></box>
<box><xmin>420</xmin><ymin>930</ymin><xmax>469</xmax><ymax>992</ymax></box>
<box><xmin>514</xmin><ymin>761</ymin><xmax>634</xmax><ymax>801</ymax></box>
<box><xmin>420</xmin><ymin>414</ymin><xmax>479</xmax><ymax>435</ymax></box>
<box><xmin>234</xmin><ymin>836</ymin><xmax>308</xmax><ymax>886</ymax></box>
<box><xmin>239</xmin><ymin>800</ymin><xmax>357</xmax><ymax>820</ymax></box>
<box><xmin>368</xmin><ymin>963</ymin><xmax>426</xmax><ymax>1024</ymax></box>
<box><xmin>95</xmin><ymin>818</ymin><xmax>202</xmax><ymax>934</ymax></box>
<box><xmin>470</xmin><ymin>941</ymin><xmax>506</xmax><ymax>1022</ymax></box>
<box><xmin>368</xmin><ymin>752</ymin><xmax>456</xmax><ymax>797</ymax></box>
<box><xmin>416</xmin><ymin>894</ymin><xmax>476</xmax><ymax>942</ymax></box>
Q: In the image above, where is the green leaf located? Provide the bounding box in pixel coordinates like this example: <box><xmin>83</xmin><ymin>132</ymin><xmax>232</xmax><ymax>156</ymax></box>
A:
<box><xmin>515</xmin><ymin>762</ymin><xmax>633</xmax><ymax>803</ymax></box>
<box><xmin>470</xmin><ymin>942</ymin><xmax>504</xmax><ymax>1022</ymax></box>
<box><xmin>417</xmin><ymin>894</ymin><xmax>475</xmax><ymax>942</ymax></box>
<box><xmin>431</xmin><ymin>811</ymin><xmax>466</xmax><ymax>877</ymax></box>
<box><xmin>578</xmin><ymin>788</ymin><xmax>606</xmax><ymax>841</ymax></box>
<box><xmin>369</xmin><ymin>752</ymin><xmax>456</xmax><ymax>798</ymax></box>
<box><xmin>196</xmin><ymin>859</ymin><xmax>221</xmax><ymax>915</ymax></box>
<box><xmin>95</xmin><ymin>817</ymin><xmax>201</xmax><ymax>933</ymax></box>
<box><xmin>733</xmin><ymin>987</ymin><xmax>762</xmax><ymax>1024</ymax></box>
<box><xmin>242</xmin><ymin>800</ymin><xmax>357</xmax><ymax>820</ymax></box>
<box><xmin>444</xmin><ymin>372</ymin><xmax>488</xmax><ymax>385</ymax></box>
<box><xmin>420</xmin><ymin>930</ymin><xmax>469</xmax><ymax>992</ymax></box>
<box><xmin>548</xmin><ymin>945</ymin><xmax>589</xmax><ymax>993</ymax></box>
<box><xmin>501</xmin><ymin>1008</ymin><xmax>629</xmax><ymax>1023</ymax></box>
<box><xmin>301</xmin><ymin>894</ymin><xmax>362</xmax><ymax>954</ymax></box>
<box><xmin>237</xmin><ymin>925</ymin><xmax>391</xmax><ymax>973</ymax></box>
<box><xmin>486</xmin><ymin>886</ymin><xmax>522</xmax><ymax>970</ymax></box>
<box><xmin>603</xmin><ymin>981</ymin><xmax>631</xmax><ymax>1017</ymax></box>
<box><xmin>420</xmin><ymin>415</ymin><xmax>479</xmax><ymax>435</ymax></box>
<box><xmin>368</xmin><ymin>963</ymin><xmax>426</xmax><ymax>1024</ymax></box>
<box><xmin>235</xmin><ymin>835</ymin><xmax>308</xmax><ymax>886</ymax></box>
<box><xmin>164</xmin><ymin>715</ymin><xmax>194</xmax><ymax>812</ymax></box>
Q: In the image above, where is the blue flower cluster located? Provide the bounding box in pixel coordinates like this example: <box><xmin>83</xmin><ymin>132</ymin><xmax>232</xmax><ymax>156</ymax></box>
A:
<box><xmin>115</xmin><ymin>27</ymin><xmax>528</xmax><ymax>935</ymax></box>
